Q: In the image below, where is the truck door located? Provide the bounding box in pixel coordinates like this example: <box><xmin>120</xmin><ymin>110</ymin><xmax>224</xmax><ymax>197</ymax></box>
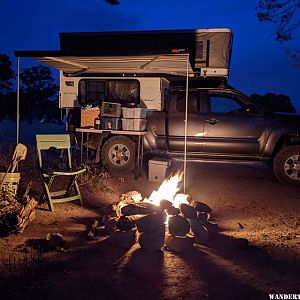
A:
<box><xmin>202</xmin><ymin>91</ymin><xmax>266</xmax><ymax>156</ymax></box>
<box><xmin>167</xmin><ymin>91</ymin><xmax>204</xmax><ymax>152</ymax></box>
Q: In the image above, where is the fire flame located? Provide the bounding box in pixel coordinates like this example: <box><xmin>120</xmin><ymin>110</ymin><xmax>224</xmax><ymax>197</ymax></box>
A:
<box><xmin>147</xmin><ymin>171</ymin><xmax>188</xmax><ymax>207</ymax></box>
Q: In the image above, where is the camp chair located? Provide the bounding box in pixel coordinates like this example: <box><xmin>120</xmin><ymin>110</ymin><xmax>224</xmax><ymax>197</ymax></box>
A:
<box><xmin>36</xmin><ymin>134</ymin><xmax>86</xmax><ymax>212</ymax></box>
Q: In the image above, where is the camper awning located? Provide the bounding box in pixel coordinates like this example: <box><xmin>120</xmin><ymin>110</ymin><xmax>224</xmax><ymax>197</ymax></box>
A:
<box><xmin>14</xmin><ymin>52</ymin><xmax>193</xmax><ymax>76</ymax></box>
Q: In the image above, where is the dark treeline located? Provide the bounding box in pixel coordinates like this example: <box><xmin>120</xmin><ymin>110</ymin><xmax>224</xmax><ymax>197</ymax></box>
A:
<box><xmin>0</xmin><ymin>53</ymin><xmax>60</xmax><ymax>123</ymax></box>
<box><xmin>0</xmin><ymin>53</ymin><xmax>297</xmax><ymax>119</ymax></box>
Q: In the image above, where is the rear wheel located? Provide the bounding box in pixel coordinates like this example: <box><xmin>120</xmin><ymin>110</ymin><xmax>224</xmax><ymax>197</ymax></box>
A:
<box><xmin>273</xmin><ymin>146</ymin><xmax>300</xmax><ymax>185</ymax></box>
<box><xmin>101</xmin><ymin>136</ymin><xmax>136</xmax><ymax>173</ymax></box>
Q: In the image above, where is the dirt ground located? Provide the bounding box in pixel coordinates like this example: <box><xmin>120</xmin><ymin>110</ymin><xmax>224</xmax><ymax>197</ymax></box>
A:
<box><xmin>0</xmin><ymin>160</ymin><xmax>299</xmax><ymax>300</ymax></box>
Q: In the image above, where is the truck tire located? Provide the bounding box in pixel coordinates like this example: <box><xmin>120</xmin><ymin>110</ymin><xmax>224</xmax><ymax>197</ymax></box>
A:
<box><xmin>101</xmin><ymin>136</ymin><xmax>136</xmax><ymax>173</ymax></box>
<box><xmin>273</xmin><ymin>146</ymin><xmax>300</xmax><ymax>185</ymax></box>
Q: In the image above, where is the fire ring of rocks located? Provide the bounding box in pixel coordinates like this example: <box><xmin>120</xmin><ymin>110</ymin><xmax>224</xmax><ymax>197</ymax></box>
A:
<box><xmin>91</xmin><ymin>173</ymin><xmax>218</xmax><ymax>253</ymax></box>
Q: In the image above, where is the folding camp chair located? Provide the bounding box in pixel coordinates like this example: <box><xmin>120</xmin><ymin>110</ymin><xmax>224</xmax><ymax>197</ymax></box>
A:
<box><xmin>36</xmin><ymin>134</ymin><xmax>86</xmax><ymax>212</ymax></box>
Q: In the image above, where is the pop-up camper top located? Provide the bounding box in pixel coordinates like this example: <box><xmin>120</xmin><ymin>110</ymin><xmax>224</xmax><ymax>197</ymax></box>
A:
<box><xmin>15</xmin><ymin>28</ymin><xmax>233</xmax><ymax>110</ymax></box>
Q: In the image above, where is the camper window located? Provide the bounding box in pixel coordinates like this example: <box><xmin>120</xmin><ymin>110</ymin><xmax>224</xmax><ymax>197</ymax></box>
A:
<box><xmin>79</xmin><ymin>80</ymin><xmax>105</xmax><ymax>107</ymax></box>
<box><xmin>78</xmin><ymin>79</ymin><xmax>139</xmax><ymax>107</ymax></box>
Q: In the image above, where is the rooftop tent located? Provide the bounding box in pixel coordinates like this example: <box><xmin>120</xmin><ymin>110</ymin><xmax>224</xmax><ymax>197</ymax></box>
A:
<box><xmin>15</xmin><ymin>28</ymin><xmax>232</xmax><ymax>78</ymax></box>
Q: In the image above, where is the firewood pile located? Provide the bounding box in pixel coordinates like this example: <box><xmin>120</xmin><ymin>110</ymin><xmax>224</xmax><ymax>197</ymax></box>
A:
<box><xmin>0</xmin><ymin>185</ymin><xmax>38</xmax><ymax>236</ymax></box>
<box><xmin>94</xmin><ymin>191</ymin><xmax>218</xmax><ymax>253</ymax></box>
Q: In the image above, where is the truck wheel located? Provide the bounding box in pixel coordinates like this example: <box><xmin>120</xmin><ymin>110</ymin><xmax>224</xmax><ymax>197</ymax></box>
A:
<box><xmin>273</xmin><ymin>146</ymin><xmax>300</xmax><ymax>185</ymax></box>
<box><xmin>101</xmin><ymin>136</ymin><xmax>136</xmax><ymax>173</ymax></box>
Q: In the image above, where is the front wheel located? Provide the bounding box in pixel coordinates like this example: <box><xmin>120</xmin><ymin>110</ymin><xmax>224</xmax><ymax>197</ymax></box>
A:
<box><xmin>101</xmin><ymin>136</ymin><xmax>136</xmax><ymax>173</ymax></box>
<box><xmin>273</xmin><ymin>146</ymin><xmax>300</xmax><ymax>185</ymax></box>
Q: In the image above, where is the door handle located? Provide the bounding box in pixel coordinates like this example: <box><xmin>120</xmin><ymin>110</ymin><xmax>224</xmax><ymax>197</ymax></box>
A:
<box><xmin>205</xmin><ymin>118</ymin><xmax>219</xmax><ymax>125</ymax></box>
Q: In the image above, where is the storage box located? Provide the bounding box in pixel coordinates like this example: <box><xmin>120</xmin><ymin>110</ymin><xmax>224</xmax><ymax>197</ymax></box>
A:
<box><xmin>0</xmin><ymin>172</ymin><xmax>20</xmax><ymax>195</ymax></box>
<box><xmin>101</xmin><ymin>102</ymin><xmax>122</xmax><ymax>117</ymax></box>
<box><xmin>81</xmin><ymin>108</ymin><xmax>100</xmax><ymax>128</ymax></box>
<box><xmin>121</xmin><ymin>118</ymin><xmax>134</xmax><ymax>130</ymax></box>
<box><xmin>122</xmin><ymin>107</ymin><xmax>147</xmax><ymax>119</ymax></box>
<box><xmin>100</xmin><ymin>117</ymin><xmax>122</xmax><ymax>130</ymax></box>
<box><xmin>148</xmin><ymin>158</ymin><xmax>170</xmax><ymax>183</ymax></box>
<box><xmin>122</xmin><ymin>119</ymin><xmax>147</xmax><ymax>131</ymax></box>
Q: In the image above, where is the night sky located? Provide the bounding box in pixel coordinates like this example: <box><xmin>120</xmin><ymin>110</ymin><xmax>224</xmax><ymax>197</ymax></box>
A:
<box><xmin>1</xmin><ymin>0</ymin><xmax>300</xmax><ymax>111</ymax></box>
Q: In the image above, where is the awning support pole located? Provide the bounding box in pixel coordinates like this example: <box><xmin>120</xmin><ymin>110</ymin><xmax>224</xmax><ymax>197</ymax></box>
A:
<box><xmin>183</xmin><ymin>54</ymin><xmax>189</xmax><ymax>193</ymax></box>
<box><xmin>16</xmin><ymin>56</ymin><xmax>20</xmax><ymax>145</ymax></box>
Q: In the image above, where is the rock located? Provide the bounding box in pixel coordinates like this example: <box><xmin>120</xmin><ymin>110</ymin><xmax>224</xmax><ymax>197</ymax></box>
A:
<box><xmin>189</xmin><ymin>219</ymin><xmax>209</xmax><ymax>244</ymax></box>
<box><xmin>193</xmin><ymin>201</ymin><xmax>212</xmax><ymax>213</ymax></box>
<box><xmin>137</xmin><ymin>225</ymin><xmax>165</xmax><ymax>251</ymax></box>
<box><xmin>121</xmin><ymin>203</ymin><xmax>159</xmax><ymax>216</ymax></box>
<box><xmin>165</xmin><ymin>235</ymin><xmax>194</xmax><ymax>252</ymax></box>
<box><xmin>204</xmin><ymin>221</ymin><xmax>218</xmax><ymax>233</ymax></box>
<box><xmin>159</xmin><ymin>199</ymin><xmax>173</xmax><ymax>210</ymax></box>
<box><xmin>168</xmin><ymin>215</ymin><xmax>190</xmax><ymax>236</ymax></box>
<box><xmin>116</xmin><ymin>215</ymin><xmax>135</xmax><ymax>231</ymax></box>
<box><xmin>107</xmin><ymin>230</ymin><xmax>136</xmax><ymax>249</ymax></box>
<box><xmin>197</xmin><ymin>212</ymin><xmax>210</xmax><ymax>223</ymax></box>
<box><xmin>166</xmin><ymin>206</ymin><xmax>180</xmax><ymax>216</ymax></box>
<box><xmin>104</xmin><ymin>217</ymin><xmax>118</xmax><ymax>234</ymax></box>
<box><xmin>179</xmin><ymin>203</ymin><xmax>197</xmax><ymax>219</ymax></box>
<box><xmin>45</xmin><ymin>232</ymin><xmax>65</xmax><ymax>249</ymax></box>
<box><xmin>134</xmin><ymin>212</ymin><xmax>166</xmax><ymax>233</ymax></box>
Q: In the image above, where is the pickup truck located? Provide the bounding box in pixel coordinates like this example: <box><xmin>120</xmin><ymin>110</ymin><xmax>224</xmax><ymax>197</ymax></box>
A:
<box><xmin>100</xmin><ymin>81</ymin><xmax>300</xmax><ymax>185</ymax></box>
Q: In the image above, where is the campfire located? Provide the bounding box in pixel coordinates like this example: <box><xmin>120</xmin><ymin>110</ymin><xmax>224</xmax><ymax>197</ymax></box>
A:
<box><xmin>95</xmin><ymin>171</ymin><xmax>217</xmax><ymax>252</ymax></box>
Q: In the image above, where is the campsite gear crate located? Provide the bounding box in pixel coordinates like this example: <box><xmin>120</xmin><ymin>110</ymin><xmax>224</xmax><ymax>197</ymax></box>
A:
<box><xmin>0</xmin><ymin>172</ymin><xmax>20</xmax><ymax>195</ymax></box>
<box><xmin>101</xmin><ymin>102</ymin><xmax>122</xmax><ymax>118</ymax></box>
<box><xmin>148</xmin><ymin>158</ymin><xmax>170</xmax><ymax>183</ymax></box>
<box><xmin>121</xmin><ymin>119</ymin><xmax>147</xmax><ymax>131</ymax></box>
<box><xmin>100</xmin><ymin>117</ymin><xmax>122</xmax><ymax>130</ymax></box>
<box><xmin>81</xmin><ymin>108</ymin><xmax>100</xmax><ymax>127</ymax></box>
<box><xmin>122</xmin><ymin>107</ymin><xmax>147</xmax><ymax>119</ymax></box>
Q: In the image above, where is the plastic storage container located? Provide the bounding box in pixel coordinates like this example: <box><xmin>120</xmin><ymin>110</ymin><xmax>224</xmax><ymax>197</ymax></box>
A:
<box><xmin>122</xmin><ymin>107</ymin><xmax>147</xmax><ymax>119</ymax></box>
<box><xmin>148</xmin><ymin>158</ymin><xmax>170</xmax><ymax>183</ymax></box>
<box><xmin>121</xmin><ymin>119</ymin><xmax>134</xmax><ymax>130</ymax></box>
<box><xmin>122</xmin><ymin>119</ymin><xmax>147</xmax><ymax>131</ymax></box>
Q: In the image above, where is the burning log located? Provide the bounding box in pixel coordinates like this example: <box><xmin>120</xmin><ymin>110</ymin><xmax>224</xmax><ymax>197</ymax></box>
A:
<box><xmin>165</xmin><ymin>234</ymin><xmax>194</xmax><ymax>253</ymax></box>
<box><xmin>168</xmin><ymin>215</ymin><xmax>190</xmax><ymax>237</ymax></box>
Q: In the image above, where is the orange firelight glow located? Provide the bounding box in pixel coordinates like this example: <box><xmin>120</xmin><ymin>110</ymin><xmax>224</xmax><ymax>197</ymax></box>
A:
<box><xmin>147</xmin><ymin>171</ymin><xmax>187</xmax><ymax>207</ymax></box>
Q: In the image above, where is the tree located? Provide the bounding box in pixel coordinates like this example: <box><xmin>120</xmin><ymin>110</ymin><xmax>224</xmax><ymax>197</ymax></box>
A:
<box><xmin>103</xmin><ymin>0</ymin><xmax>120</xmax><ymax>5</ymax></box>
<box><xmin>250</xmin><ymin>92</ymin><xmax>296</xmax><ymax>113</ymax></box>
<box><xmin>0</xmin><ymin>54</ymin><xmax>15</xmax><ymax>94</ymax></box>
<box><xmin>20</xmin><ymin>65</ymin><xmax>58</xmax><ymax>121</ymax></box>
<box><xmin>257</xmin><ymin>0</ymin><xmax>300</xmax><ymax>43</ymax></box>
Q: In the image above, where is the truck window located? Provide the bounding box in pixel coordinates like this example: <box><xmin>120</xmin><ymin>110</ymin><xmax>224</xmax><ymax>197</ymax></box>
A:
<box><xmin>176</xmin><ymin>91</ymin><xmax>200</xmax><ymax>113</ymax></box>
<box><xmin>78</xmin><ymin>79</ymin><xmax>140</xmax><ymax>107</ymax></box>
<box><xmin>209</xmin><ymin>95</ymin><xmax>243</xmax><ymax>114</ymax></box>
